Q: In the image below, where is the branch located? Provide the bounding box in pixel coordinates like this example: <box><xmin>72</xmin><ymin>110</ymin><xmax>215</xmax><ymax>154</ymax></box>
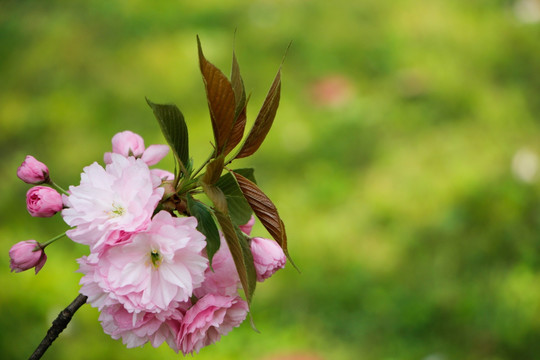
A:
<box><xmin>29</xmin><ymin>294</ymin><xmax>88</xmax><ymax>360</ymax></box>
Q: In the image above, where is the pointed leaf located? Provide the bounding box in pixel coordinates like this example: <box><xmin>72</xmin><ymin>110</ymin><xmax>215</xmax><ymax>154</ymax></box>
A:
<box><xmin>224</xmin><ymin>99</ymin><xmax>248</xmax><ymax>156</ymax></box>
<box><xmin>214</xmin><ymin>211</ymin><xmax>256</xmax><ymax>305</ymax></box>
<box><xmin>202</xmin><ymin>155</ymin><xmax>224</xmax><ymax>186</ymax></box>
<box><xmin>197</xmin><ymin>36</ymin><xmax>236</xmax><ymax>154</ymax></box>
<box><xmin>235</xmin><ymin>225</ymin><xmax>257</xmax><ymax>303</ymax></box>
<box><xmin>201</xmin><ymin>182</ymin><xmax>228</xmax><ymax>215</ymax></box>
<box><xmin>232</xmin><ymin>171</ymin><xmax>297</xmax><ymax>268</ymax></box>
<box><xmin>231</xmin><ymin>49</ymin><xmax>247</xmax><ymax>117</ymax></box>
<box><xmin>216</xmin><ymin>172</ymin><xmax>252</xmax><ymax>226</ymax></box>
<box><xmin>233</xmin><ymin>168</ymin><xmax>257</xmax><ymax>184</ymax></box>
<box><xmin>235</xmin><ymin>68</ymin><xmax>281</xmax><ymax>159</ymax></box>
<box><xmin>146</xmin><ymin>99</ymin><xmax>190</xmax><ymax>173</ymax></box>
<box><xmin>187</xmin><ymin>196</ymin><xmax>221</xmax><ymax>266</ymax></box>
<box><xmin>232</xmin><ymin>172</ymin><xmax>283</xmax><ymax>245</ymax></box>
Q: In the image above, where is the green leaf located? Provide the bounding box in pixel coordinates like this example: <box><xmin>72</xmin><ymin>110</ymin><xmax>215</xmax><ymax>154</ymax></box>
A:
<box><xmin>197</xmin><ymin>36</ymin><xmax>236</xmax><ymax>155</ymax></box>
<box><xmin>216</xmin><ymin>171</ymin><xmax>252</xmax><ymax>226</ymax></box>
<box><xmin>187</xmin><ymin>196</ymin><xmax>221</xmax><ymax>266</ymax></box>
<box><xmin>231</xmin><ymin>171</ymin><xmax>298</xmax><ymax>270</ymax></box>
<box><xmin>214</xmin><ymin>210</ymin><xmax>256</xmax><ymax>305</ymax></box>
<box><xmin>146</xmin><ymin>98</ymin><xmax>190</xmax><ymax>174</ymax></box>
<box><xmin>201</xmin><ymin>182</ymin><xmax>228</xmax><ymax>215</ymax></box>
<box><xmin>235</xmin><ymin>67</ymin><xmax>281</xmax><ymax>159</ymax></box>
<box><xmin>234</xmin><ymin>225</ymin><xmax>257</xmax><ymax>304</ymax></box>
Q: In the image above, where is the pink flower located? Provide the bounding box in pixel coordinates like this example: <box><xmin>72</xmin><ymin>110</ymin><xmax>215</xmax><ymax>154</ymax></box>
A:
<box><xmin>177</xmin><ymin>294</ymin><xmax>248</xmax><ymax>355</ymax></box>
<box><xmin>99</xmin><ymin>303</ymin><xmax>186</xmax><ymax>350</ymax></box>
<box><xmin>26</xmin><ymin>186</ymin><xmax>63</xmax><ymax>217</ymax></box>
<box><xmin>104</xmin><ymin>130</ymin><xmax>169</xmax><ymax>166</ymax></box>
<box><xmin>78</xmin><ymin>211</ymin><xmax>208</xmax><ymax>313</ymax></box>
<box><xmin>17</xmin><ymin>155</ymin><xmax>49</xmax><ymax>184</ymax></box>
<box><xmin>62</xmin><ymin>154</ymin><xmax>164</xmax><ymax>252</ymax></box>
<box><xmin>9</xmin><ymin>240</ymin><xmax>47</xmax><ymax>274</ymax></box>
<box><xmin>251</xmin><ymin>237</ymin><xmax>286</xmax><ymax>282</ymax></box>
<box><xmin>194</xmin><ymin>236</ymin><xmax>241</xmax><ymax>298</ymax></box>
<box><xmin>239</xmin><ymin>215</ymin><xmax>255</xmax><ymax>236</ymax></box>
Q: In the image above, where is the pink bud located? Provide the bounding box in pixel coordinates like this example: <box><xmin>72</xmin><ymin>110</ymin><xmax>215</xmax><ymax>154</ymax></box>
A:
<box><xmin>9</xmin><ymin>240</ymin><xmax>47</xmax><ymax>274</ymax></box>
<box><xmin>111</xmin><ymin>131</ymin><xmax>145</xmax><ymax>157</ymax></box>
<box><xmin>17</xmin><ymin>155</ymin><xmax>50</xmax><ymax>184</ymax></box>
<box><xmin>250</xmin><ymin>237</ymin><xmax>286</xmax><ymax>282</ymax></box>
<box><xmin>239</xmin><ymin>215</ymin><xmax>256</xmax><ymax>236</ymax></box>
<box><xmin>26</xmin><ymin>186</ymin><xmax>63</xmax><ymax>217</ymax></box>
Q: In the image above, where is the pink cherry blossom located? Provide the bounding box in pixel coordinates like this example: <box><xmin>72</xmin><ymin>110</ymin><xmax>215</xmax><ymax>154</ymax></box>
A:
<box><xmin>26</xmin><ymin>186</ymin><xmax>63</xmax><ymax>217</ymax></box>
<box><xmin>194</xmin><ymin>235</ymin><xmax>240</xmax><ymax>298</ymax></box>
<box><xmin>78</xmin><ymin>211</ymin><xmax>208</xmax><ymax>313</ymax></box>
<box><xmin>177</xmin><ymin>294</ymin><xmax>248</xmax><ymax>355</ymax></box>
<box><xmin>17</xmin><ymin>155</ymin><xmax>49</xmax><ymax>184</ymax></box>
<box><xmin>99</xmin><ymin>303</ymin><xmax>187</xmax><ymax>350</ymax></box>
<box><xmin>62</xmin><ymin>154</ymin><xmax>164</xmax><ymax>252</ymax></box>
<box><xmin>104</xmin><ymin>130</ymin><xmax>169</xmax><ymax>166</ymax></box>
<box><xmin>251</xmin><ymin>237</ymin><xmax>286</xmax><ymax>282</ymax></box>
<box><xmin>9</xmin><ymin>240</ymin><xmax>47</xmax><ymax>274</ymax></box>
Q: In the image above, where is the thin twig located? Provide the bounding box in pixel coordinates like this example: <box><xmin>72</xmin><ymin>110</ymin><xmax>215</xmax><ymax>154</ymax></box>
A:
<box><xmin>29</xmin><ymin>294</ymin><xmax>88</xmax><ymax>360</ymax></box>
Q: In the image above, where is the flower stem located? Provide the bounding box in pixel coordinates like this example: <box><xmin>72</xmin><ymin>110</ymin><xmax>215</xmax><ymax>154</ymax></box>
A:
<box><xmin>37</xmin><ymin>232</ymin><xmax>67</xmax><ymax>250</ymax></box>
<box><xmin>50</xmin><ymin>181</ymin><xmax>69</xmax><ymax>196</ymax></box>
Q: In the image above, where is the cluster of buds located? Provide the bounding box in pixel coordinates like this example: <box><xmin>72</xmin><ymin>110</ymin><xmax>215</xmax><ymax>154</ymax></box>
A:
<box><xmin>10</xmin><ymin>156</ymin><xmax>64</xmax><ymax>273</ymax></box>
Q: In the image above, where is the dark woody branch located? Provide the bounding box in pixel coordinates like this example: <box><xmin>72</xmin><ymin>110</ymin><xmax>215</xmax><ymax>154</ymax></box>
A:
<box><xmin>29</xmin><ymin>294</ymin><xmax>88</xmax><ymax>360</ymax></box>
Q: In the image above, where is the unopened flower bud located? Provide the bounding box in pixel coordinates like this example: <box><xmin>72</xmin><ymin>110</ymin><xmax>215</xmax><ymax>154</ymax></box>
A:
<box><xmin>250</xmin><ymin>237</ymin><xmax>286</xmax><ymax>282</ymax></box>
<box><xmin>26</xmin><ymin>186</ymin><xmax>63</xmax><ymax>217</ymax></box>
<box><xmin>9</xmin><ymin>240</ymin><xmax>47</xmax><ymax>274</ymax></box>
<box><xmin>17</xmin><ymin>155</ymin><xmax>50</xmax><ymax>184</ymax></box>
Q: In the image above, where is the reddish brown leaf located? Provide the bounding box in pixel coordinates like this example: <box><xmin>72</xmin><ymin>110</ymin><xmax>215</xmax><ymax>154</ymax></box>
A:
<box><xmin>235</xmin><ymin>68</ymin><xmax>281</xmax><ymax>159</ymax></box>
<box><xmin>232</xmin><ymin>171</ymin><xmax>285</xmax><ymax>247</ymax></box>
<box><xmin>223</xmin><ymin>51</ymin><xmax>248</xmax><ymax>156</ymax></box>
<box><xmin>197</xmin><ymin>36</ymin><xmax>236</xmax><ymax>154</ymax></box>
<box><xmin>202</xmin><ymin>155</ymin><xmax>224</xmax><ymax>186</ymax></box>
<box><xmin>223</xmin><ymin>100</ymin><xmax>247</xmax><ymax>156</ymax></box>
<box><xmin>232</xmin><ymin>171</ymin><xmax>298</xmax><ymax>269</ymax></box>
<box><xmin>231</xmin><ymin>49</ymin><xmax>246</xmax><ymax>116</ymax></box>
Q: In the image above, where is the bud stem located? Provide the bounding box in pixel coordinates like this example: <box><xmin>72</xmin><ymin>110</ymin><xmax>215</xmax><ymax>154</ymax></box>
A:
<box><xmin>35</xmin><ymin>232</ymin><xmax>67</xmax><ymax>251</ymax></box>
<box><xmin>49</xmin><ymin>180</ymin><xmax>69</xmax><ymax>196</ymax></box>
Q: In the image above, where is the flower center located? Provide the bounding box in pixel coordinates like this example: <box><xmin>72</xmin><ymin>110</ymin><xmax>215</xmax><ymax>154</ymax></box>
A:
<box><xmin>108</xmin><ymin>202</ymin><xmax>125</xmax><ymax>218</ymax></box>
<box><xmin>150</xmin><ymin>249</ymin><xmax>162</xmax><ymax>268</ymax></box>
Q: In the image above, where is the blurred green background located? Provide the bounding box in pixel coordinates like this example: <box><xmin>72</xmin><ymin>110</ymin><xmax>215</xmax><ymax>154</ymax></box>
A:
<box><xmin>2</xmin><ymin>0</ymin><xmax>540</xmax><ymax>359</ymax></box>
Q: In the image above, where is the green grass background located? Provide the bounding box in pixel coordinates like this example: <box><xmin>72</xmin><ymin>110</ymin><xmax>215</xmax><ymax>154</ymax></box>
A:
<box><xmin>2</xmin><ymin>0</ymin><xmax>540</xmax><ymax>359</ymax></box>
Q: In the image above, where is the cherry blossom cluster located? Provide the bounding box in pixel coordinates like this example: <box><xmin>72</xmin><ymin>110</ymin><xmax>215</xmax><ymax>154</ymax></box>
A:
<box><xmin>10</xmin><ymin>131</ymin><xmax>286</xmax><ymax>354</ymax></box>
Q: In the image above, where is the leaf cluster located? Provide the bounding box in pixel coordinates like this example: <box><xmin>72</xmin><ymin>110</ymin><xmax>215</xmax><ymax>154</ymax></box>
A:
<box><xmin>146</xmin><ymin>36</ymin><xmax>292</xmax><ymax>311</ymax></box>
